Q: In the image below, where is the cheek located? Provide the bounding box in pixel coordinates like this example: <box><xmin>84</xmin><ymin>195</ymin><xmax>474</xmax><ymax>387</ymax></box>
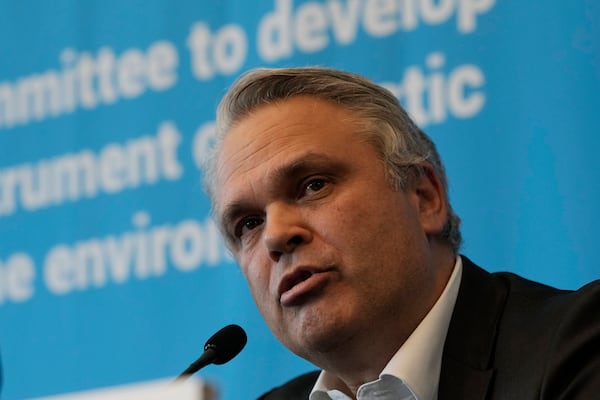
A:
<box><xmin>241</xmin><ymin>255</ymin><xmax>274</xmax><ymax>306</ymax></box>
<box><xmin>329</xmin><ymin>195</ymin><xmax>399</xmax><ymax>245</ymax></box>
<box><xmin>244</xmin><ymin>262</ymin><xmax>285</xmax><ymax>334</ymax></box>
<box><xmin>330</xmin><ymin>195</ymin><xmax>422</xmax><ymax>269</ymax></box>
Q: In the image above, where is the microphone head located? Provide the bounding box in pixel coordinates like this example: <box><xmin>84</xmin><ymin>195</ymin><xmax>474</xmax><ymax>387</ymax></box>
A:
<box><xmin>204</xmin><ymin>324</ymin><xmax>247</xmax><ymax>365</ymax></box>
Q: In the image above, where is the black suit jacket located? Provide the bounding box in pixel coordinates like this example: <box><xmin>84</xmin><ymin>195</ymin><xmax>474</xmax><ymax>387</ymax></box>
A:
<box><xmin>258</xmin><ymin>256</ymin><xmax>600</xmax><ymax>399</ymax></box>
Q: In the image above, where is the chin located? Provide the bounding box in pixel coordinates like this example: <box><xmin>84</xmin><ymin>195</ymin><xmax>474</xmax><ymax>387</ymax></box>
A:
<box><xmin>285</xmin><ymin>315</ymin><xmax>353</xmax><ymax>358</ymax></box>
<box><xmin>273</xmin><ymin>293</ymin><xmax>359</xmax><ymax>356</ymax></box>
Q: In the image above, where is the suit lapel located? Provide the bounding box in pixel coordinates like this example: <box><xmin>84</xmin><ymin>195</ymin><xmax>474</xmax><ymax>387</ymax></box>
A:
<box><xmin>438</xmin><ymin>257</ymin><xmax>508</xmax><ymax>400</ymax></box>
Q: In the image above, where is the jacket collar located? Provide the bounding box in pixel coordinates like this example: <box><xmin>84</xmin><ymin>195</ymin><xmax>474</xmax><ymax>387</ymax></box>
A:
<box><xmin>438</xmin><ymin>256</ymin><xmax>508</xmax><ymax>399</ymax></box>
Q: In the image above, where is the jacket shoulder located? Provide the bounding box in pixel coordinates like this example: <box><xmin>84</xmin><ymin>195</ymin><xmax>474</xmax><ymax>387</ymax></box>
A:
<box><xmin>458</xmin><ymin>256</ymin><xmax>600</xmax><ymax>398</ymax></box>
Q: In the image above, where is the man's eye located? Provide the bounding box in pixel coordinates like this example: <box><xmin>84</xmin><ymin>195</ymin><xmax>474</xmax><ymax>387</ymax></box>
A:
<box><xmin>305</xmin><ymin>178</ymin><xmax>326</xmax><ymax>193</ymax></box>
<box><xmin>236</xmin><ymin>216</ymin><xmax>264</xmax><ymax>237</ymax></box>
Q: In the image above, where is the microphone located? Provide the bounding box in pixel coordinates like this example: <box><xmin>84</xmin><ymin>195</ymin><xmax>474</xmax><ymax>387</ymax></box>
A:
<box><xmin>176</xmin><ymin>324</ymin><xmax>247</xmax><ymax>380</ymax></box>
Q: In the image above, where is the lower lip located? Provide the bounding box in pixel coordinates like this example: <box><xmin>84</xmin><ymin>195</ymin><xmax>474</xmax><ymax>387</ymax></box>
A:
<box><xmin>279</xmin><ymin>272</ymin><xmax>330</xmax><ymax>307</ymax></box>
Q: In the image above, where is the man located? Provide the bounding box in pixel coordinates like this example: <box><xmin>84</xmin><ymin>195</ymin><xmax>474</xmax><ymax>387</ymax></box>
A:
<box><xmin>204</xmin><ymin>67</ymin><xmax>600</xmax><ymax>399</ymax></box>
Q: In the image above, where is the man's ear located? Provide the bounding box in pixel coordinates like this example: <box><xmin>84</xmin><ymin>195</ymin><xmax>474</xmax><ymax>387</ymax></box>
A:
<box><xmin>411</xmin><ymin>163</ymin><xmax>448</xmax><ymax>236</ymax></box>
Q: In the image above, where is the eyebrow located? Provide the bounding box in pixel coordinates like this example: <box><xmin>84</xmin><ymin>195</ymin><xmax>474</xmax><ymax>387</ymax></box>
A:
<box><xmin>273</xmin><ymin>152</ymin><xmax>339</xmax><ymax>184</ymax></box>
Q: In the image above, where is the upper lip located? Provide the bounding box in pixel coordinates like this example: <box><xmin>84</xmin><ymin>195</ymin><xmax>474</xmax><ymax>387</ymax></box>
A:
<box><xmin>277</xmin><ymin>266</ymin><xmax>329</xmax><ymax>298</ymax></box>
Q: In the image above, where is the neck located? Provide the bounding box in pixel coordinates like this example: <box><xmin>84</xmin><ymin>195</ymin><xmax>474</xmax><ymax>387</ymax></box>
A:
<box><xmin>315</xmin><ymin>327</ymin><xmax>413</xmax><ymax>396</ymax></box>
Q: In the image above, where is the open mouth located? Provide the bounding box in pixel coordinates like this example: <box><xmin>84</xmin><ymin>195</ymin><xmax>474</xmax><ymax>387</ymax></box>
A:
<box><xmin>283</xmin><ymin>270</ymin><xmax>313</xmax><ymax>292</ymax></box>
<box><xmin>278</xmin><ymin>268</ymin><xmax>331</xmax><ymax>306</ymax></box>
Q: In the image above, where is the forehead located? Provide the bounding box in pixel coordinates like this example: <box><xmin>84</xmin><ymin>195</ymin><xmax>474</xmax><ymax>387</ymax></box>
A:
<box><xmin>225</xmin><ymin>95</ymin><xmax>362</xmax><ymax>144</ymax></box>
<box><xmin>213</xmin><ymin>97</ymin><xmax>372</xmax><ymax>203</ymax></box>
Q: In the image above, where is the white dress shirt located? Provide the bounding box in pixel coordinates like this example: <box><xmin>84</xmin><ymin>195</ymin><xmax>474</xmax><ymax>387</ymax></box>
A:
<box><xmin>310</xmin><ymin>257</ymin><xmax>463</xmax><ymax>400</ymax></box>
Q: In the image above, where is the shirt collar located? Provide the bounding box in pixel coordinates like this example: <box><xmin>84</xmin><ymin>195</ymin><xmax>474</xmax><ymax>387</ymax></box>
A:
<box><xmin>311</xmin><ymin>256</ymin><xmax>463</xmax><ymax>400</ymax></box>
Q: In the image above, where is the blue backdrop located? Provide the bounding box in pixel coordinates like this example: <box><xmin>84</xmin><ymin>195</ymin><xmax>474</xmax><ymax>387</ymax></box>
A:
<box><xmin>1</xmin><ymin>1</ymin><xmax>599</xmax><ymax>399</ymax></box>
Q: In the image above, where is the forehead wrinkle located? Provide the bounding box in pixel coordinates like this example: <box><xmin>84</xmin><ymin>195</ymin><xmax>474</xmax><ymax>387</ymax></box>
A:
<box><xmin>217</xmin><ymin>115</ymin><xmax>333</xmax><ymax>191</ymax></box>
<box><xmin>219</xmin><ymin>119</ymin><xmax>313</xmax><ymax>175</ymax></box>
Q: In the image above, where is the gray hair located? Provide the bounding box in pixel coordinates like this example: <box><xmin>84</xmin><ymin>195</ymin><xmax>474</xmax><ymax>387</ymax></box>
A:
<box><xmin>204</xmin><ymin>67</ymin><xmax>462</xmax><ymax>252</ymax></box>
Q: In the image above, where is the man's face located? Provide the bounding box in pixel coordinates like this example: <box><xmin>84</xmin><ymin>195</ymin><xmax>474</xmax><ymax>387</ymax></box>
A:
<box><xmin>214</xmin><ymin>96</ymin><xmax>446</xmax><ymax>363</ymax></box>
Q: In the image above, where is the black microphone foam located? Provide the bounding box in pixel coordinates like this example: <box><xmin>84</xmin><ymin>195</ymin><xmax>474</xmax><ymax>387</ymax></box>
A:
<box><xmin>205</xmin><ymin>324</ymin><xmax>247</xmax><ymax>365</ymax></box>
<box><xmin>177</xmin><ymin>324</ymin><xmax>247</xmax><ymax>380</ymax></box>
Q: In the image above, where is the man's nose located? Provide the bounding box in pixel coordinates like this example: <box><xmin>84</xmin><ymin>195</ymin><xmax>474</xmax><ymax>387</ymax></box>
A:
<box><xmin>263</xmin><ymin>203</ymin><xmax>312</xmax><ymax>262</ymax></box>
